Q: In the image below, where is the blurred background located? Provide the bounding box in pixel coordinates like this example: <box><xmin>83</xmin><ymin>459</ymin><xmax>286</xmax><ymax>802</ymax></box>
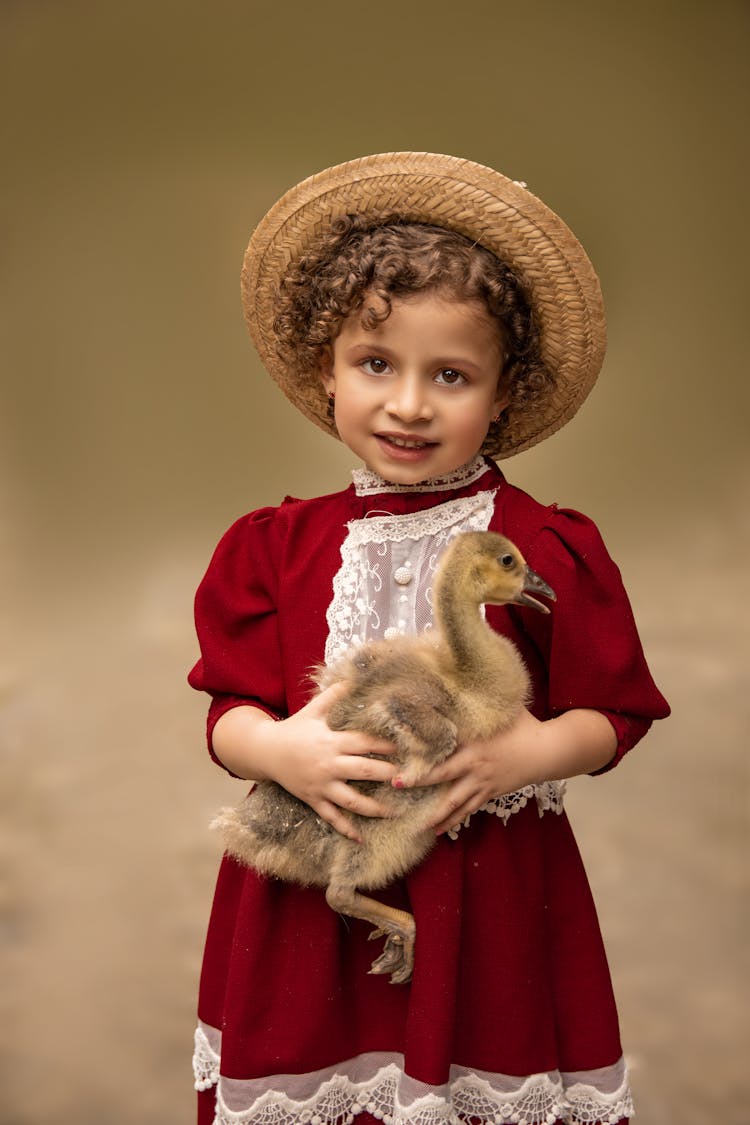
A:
<box><xmin>1</xmin><ymin>1</ymin><xmax>748</xmax><ymax>1122</ymax></box>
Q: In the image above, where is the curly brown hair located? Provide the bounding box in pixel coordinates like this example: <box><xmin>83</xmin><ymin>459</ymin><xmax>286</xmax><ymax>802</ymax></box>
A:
<box><xmin>272</xmin><ymin>214</ymin><xmax>553</xmax><ymax>451</ymax></box>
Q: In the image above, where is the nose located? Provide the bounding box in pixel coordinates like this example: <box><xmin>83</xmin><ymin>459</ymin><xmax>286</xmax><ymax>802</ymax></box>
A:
<box><xmin>385</xmin><ymin>373</ymin><xmax>433</xmax><ymax>423</ymax></box>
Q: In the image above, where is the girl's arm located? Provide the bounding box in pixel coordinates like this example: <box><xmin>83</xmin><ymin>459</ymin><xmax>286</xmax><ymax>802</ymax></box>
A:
<box><xmin>409</xmin><ymin>708</ymin><xmax>617</xmax><ymax>836</ymax></box>
<box><xmin>212</xmin><ymin>684</ymin><xmax>398</xmax><ymax>841</ymax></box>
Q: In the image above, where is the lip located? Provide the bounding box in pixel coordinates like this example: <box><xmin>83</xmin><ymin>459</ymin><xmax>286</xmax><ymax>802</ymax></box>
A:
<box><xmin>374</xmin><ymin>432</ymin><xmax>438</xmax><ymax>461</ymax></box>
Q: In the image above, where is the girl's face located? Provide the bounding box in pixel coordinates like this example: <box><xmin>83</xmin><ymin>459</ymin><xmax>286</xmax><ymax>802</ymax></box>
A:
<box><xmin>321</xmin><ymin>292</ymin><xmax>508</xmax><ymax>485</ymax></box>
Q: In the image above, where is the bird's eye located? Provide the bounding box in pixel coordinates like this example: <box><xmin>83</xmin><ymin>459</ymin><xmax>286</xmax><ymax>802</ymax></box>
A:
<box><xmin>499</xmin><ymin>553</ymin><xmax>514</xmax><ymax>568</ymax></box>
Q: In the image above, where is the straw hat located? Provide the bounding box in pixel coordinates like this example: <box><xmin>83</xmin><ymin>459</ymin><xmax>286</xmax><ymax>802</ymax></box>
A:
<box><xmin>241</xmin><ymin>152</ymin><xmax>606</xmax><ymax>459</ymax></box>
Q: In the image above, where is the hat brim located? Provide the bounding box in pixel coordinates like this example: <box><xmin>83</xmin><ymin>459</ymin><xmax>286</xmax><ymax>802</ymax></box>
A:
<box><xmin>241</xmin><ymin>152</ymin><xmax>606</xmax><ymax>459</ymax></box>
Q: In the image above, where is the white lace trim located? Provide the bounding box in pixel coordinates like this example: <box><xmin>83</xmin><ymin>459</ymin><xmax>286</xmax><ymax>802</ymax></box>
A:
<box><xmin>446</xmin><ymin>779</ymin><xmax>566</xmax><ymax>839</ymax></box>
<box><xmin>352</xmin><ymin>455</ymin><xmax>490</xmax><ymax>496</ymax></box>
<box><xmin>194</xmin><ymin>1023</ymin><xmax>221</xmax><ymax>1092</ymax></box>
<box><xmin>193</xmin><ymin>1027</ymin><xmax>633</xmax><ymax>1124</ymax></box>
<box><xmin>324</xmin><ymin>489</ymin><xmax>497</xmax><ymax>665</ymax></box>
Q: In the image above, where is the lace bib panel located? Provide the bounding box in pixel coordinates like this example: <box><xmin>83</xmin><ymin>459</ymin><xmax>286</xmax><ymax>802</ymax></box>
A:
<box><xmin>324</xmin><ymin>489</ymin><xmax>497</xmax><ymax>665</ymax></box>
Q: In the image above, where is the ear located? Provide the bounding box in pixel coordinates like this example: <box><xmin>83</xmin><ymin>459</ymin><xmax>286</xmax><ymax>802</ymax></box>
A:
<box><xmin>319</xmin><ymin>346</ymin><xmax>335</xmax><ymax>395</ymax></box>
<box><xmin>492</xmin><ymin>371</ymin><xmax>512</xmax><ymax>417</ymax></box>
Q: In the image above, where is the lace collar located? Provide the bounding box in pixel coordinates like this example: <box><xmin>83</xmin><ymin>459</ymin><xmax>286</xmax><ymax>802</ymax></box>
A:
<box><xmin>352</xmin><ymin>455</ymin><xmax>490</xmax><ymax>497</ymax></box>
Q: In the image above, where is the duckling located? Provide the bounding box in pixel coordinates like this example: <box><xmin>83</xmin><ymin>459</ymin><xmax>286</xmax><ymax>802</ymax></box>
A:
<box><xmin>214</xmin><ymin>531</ymin><xmax>555</xmax><ymax>983</ymax></box>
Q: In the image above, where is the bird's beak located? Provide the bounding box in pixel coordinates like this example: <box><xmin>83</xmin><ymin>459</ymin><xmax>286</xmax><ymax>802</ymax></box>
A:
<box><xmin>513</xmin><ymin>565</ymin><xmax>556</xmax><ymax>614</ymax></box>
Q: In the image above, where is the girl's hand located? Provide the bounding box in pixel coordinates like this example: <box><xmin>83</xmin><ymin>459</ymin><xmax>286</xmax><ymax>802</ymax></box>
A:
<box><xmin>213</xmin><ymin>685</ymin><xmax>398</xmax><ymax>842</ymax></box>
<box><xmin>415</xmin><ymin>709</ymin><xmax>547</xmax><ymax>835</ymax></box>
<box><xmin>268</xmin><ymin>684</ymin><xmax>399</xmax><ymax>840</ymax></box>
<box><xmin>402</xmin><ymin>707</ymin><xmax>617</xmax><ymax>836</ymax></box>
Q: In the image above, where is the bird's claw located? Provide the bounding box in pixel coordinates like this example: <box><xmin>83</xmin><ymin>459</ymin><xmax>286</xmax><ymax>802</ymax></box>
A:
<box><xmin>368</xmin><ymin>931</ymin><xmax>413</xmax><ymax>983</ymax></box>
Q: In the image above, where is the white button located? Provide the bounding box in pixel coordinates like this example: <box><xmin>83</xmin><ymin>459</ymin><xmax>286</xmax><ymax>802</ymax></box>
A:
<box><xmin>394</xmin><ymin>567</ymin><xmax>413</xmax><ymax>586</ymax></box>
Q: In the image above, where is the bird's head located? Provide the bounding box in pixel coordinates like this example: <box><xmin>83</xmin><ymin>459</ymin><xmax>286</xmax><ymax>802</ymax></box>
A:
<box><xmin>438</xmin><ymin>531</ymin><xmax>556</xmax><ymax>614</ymax></box>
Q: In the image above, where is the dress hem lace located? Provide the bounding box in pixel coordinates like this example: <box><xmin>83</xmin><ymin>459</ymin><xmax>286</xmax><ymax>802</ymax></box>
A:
<box><xmin>194</xmin><ymin>1025</ymin><xmax>633</xmax><ymax>1125</ymax></box>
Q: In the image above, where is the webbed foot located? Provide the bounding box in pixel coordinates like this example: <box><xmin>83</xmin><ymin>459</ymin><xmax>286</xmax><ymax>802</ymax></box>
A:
<box><xmin>326</xmin><ymin>881</ymin><xmax>417</xmax><ymax>985</ymax></box>
<box><xmin>368</xmin><ymin>928</ymin><xmax>414</xmax><ymax>983</ymax></box>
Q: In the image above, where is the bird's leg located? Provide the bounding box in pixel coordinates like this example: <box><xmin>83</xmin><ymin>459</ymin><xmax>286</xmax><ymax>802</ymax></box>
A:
<box><xmin>325</xmin><ymin>880</ymin><xmax>416</xmax><ymax>984</ymax></box>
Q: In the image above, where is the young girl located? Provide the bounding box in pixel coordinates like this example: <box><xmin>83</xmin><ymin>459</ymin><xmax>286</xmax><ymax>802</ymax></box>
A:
<box><xmin>189</xmin><ymin>153</ymin><xmax>669</xmax><ymax>1125</ymax></box>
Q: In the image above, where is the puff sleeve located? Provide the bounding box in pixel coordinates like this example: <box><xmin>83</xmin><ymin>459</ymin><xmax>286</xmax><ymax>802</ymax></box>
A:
<box><xmin>188</xmin><ymin>507</ymin><xmax>287</xmax><ymax>768</ymax></box>
<box><xmin>515</xmin><ymin>507</ymin><xmax>670</xmax><ymax>771</ymax></box>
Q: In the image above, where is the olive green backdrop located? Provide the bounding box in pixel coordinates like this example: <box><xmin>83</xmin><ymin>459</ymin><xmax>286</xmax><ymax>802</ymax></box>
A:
<box><xmin>2</xmin><ymin>2</ymin><xmax>748</xmax><ymax>1122</ymax></box>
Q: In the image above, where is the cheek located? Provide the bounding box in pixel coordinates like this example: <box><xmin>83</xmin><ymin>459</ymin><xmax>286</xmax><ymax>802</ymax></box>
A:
<box><xmin>453</xmin><ymin>405</ymin><xmax>495</xmax><ymax>445</ymax></box>
<box><xmin>475</xmin><ymin>391</ymin><xmax>502</xmax><ymax>424</ymax></box>
<box><xmin>328</xmin><ymin>392</ymin><xmax>362</xmax><ymax>434</ymax></box>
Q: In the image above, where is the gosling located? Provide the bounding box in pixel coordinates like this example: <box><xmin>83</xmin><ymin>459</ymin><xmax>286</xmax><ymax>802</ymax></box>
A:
<box><xmin>214</xmin><ymin>531</ymin><xmax>555</xmax><ymax>983</ymax></box>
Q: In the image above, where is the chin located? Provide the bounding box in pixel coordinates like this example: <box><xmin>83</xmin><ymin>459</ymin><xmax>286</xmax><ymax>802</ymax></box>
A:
<box><xmin>364</xmin><ymin>456</ymin><xmax>462</xmax><ymax>487</ymax></box>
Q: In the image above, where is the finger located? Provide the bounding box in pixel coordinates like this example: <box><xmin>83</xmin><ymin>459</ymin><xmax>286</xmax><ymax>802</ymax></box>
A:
<box><xmin>329</xmin><ymin>782</ymin><xmax>394</xmax><ymax>820</ymax></box>
<box><xmin>344</xmin><ymin>757</ymin><xmax>398</xmax><ymax>784</ymax></box>
<box><xmin>398</xmin><ymin>762</ymin><xmax>447</xmax><ymax>787</ymax></box>
<box><xmin>337</xmin><ymin>732</ymin><xmax>399</xmax><ymax>757</ymax></box>
<box><xmin>315</xmin><ymin>800</ymin><xmax>363</xmax><ymax>843</ymax></box>
<box><xmin>394</xmin><ymin>747</ymin><xmax>473</xmax><ymax>787</ymax></box>
<box><xmin>432</xmin><ymin>804</ymin><xmax>477</xmax><ymax>836</ymax></box>
<box><xmin>428</xmin><ymin>783</ymin><xmax>481</xmax><ymax>832</ymax></box>
<box><xmin>307</xmin><ymin>681</ymin><xmax>349</xmax><ymax>714</ymax></box>
<box><xmin>353</xmin><ymin>797</ymin><xmax>394</xmax><ymax>819</ymax></box>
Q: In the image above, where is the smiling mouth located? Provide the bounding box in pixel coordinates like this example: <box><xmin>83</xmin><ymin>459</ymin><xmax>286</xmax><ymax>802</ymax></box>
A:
<box><xmin>378</xmin><ymin>433</ymin><xmax>436</xmax><ymax>450</ymax></box>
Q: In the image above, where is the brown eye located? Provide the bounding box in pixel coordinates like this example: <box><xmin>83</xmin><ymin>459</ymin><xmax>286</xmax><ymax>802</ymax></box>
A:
<box><xmin>362</xmin><ymin>357</ymin><xmax>389</xmax><ymax>375</ymax></box>
<box><xmin>435</xmin><ymin>368</ymin><xmax>466</xmax><ymax>386</ymax></box>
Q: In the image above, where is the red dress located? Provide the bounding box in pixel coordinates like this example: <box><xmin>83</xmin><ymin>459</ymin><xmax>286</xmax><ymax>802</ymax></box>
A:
<box><xmin>189</xmin><ymin>458</ymin><xmax>669</xmax><ymax>1125</ymax></box>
